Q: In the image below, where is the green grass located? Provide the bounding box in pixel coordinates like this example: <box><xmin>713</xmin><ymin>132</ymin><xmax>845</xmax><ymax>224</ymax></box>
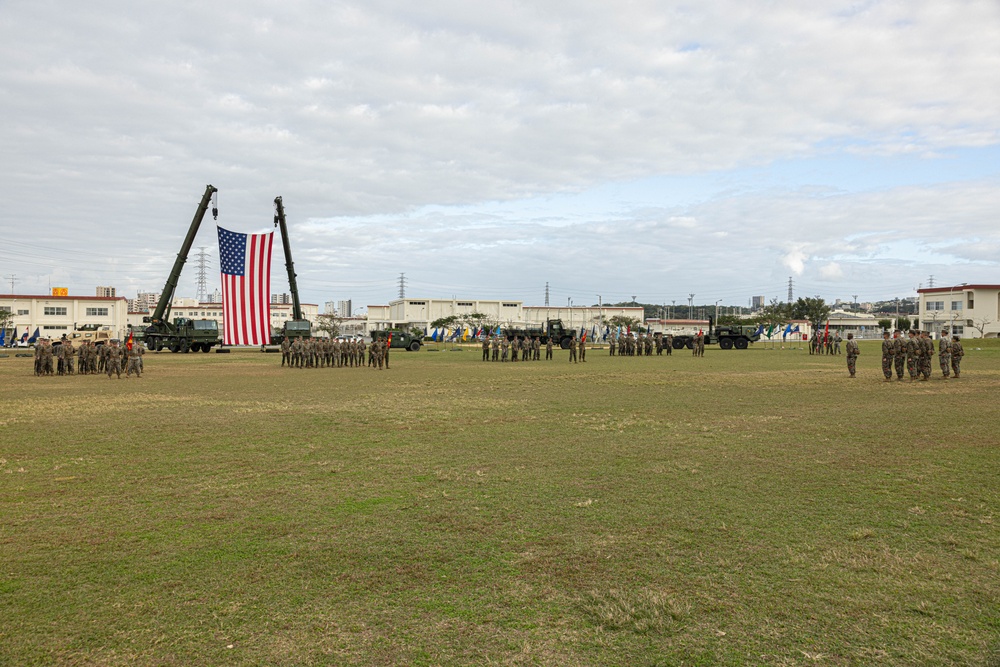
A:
<box><xmin>2</xmin><ymin>340</ymin><xmax>999</xmax><ymax>666</ymax></box>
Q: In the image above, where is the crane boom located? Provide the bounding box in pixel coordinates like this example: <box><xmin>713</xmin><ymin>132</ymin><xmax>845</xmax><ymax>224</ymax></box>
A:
<box><xmin>273</xmin><ymin>196</ymin><xmax>311</xmax><ymax>340</ymax></box>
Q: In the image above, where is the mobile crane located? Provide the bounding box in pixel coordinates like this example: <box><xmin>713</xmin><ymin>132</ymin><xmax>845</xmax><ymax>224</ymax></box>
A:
<box><xmin>270</xmin><ymin>196</ymin><xmax>312</xmax><ymax>342</ymax></box>
<box><xmin>143</xmin><ymin>185</ymin><xmax>222</xmax><ymax>353</ymax></box>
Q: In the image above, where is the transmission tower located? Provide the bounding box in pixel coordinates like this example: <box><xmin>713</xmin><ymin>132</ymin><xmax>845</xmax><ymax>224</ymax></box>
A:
<box><xmin>787</xmin><ymin>277</ymin><xmax>794</xmax><ymax>302</ymax></box>
<box><xmin>195</xmin><ymin>247</ymin><xmax>210</xmax><ymax>302</ymax></box>
<box><xmin>928</xmin><ymin>274</ymin><xmax>935</xmax><ymax>288</ymax></box>
<box><xmin>398</xmin><ymin>273</ymin><xmax>406</xmax><ymax>299</ymax></box>
<box><xmin>545</xmin><ymin>282</ymin><xmax>550</xmax><ymax>307</ymax></box>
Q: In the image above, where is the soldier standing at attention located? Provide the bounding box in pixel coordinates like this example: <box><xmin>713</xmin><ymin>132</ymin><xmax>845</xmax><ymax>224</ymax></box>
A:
<box><xmin>33</xmin><ymin>339</ymin><xmax>43</xmax><ymax>376</ymax></box>
<box><xmin>937</xmin><ymin>328</ymin><xmax>951</xmax><ymax>379</ymax></box>
<box><xmin>510</xmin><ymin>338</ymin><xmax>519</xmax><ymax>363</ymax></box>
<box><xmin>845</xmin><ymin>333</ymin><xmax>859</xmax><ymax>378</ymax></box>
<box><xmin>384</xmin><ymin>337</ymin><xmax>390</xmax><ymax>369</ymax></box>
<box><xmin>905</xmin><ymin>331</ymin><xmax>919</xmax><ymax>380</ymax></box>
<box><xmin>568</xmin><ymin>337</ymin><xmax>577</xmax><ymax>363</ymax></box>
<box><xmin>880</xmin><ymin>331</ymin><xmax>894</xmax><ymax>382</ymax></box>
<box><xmin>834</xmin><ymin>332</ymin><xmax>842</xmax><ymax>355</ymax></box>
<box><xmin>665</xmin><ymin>333</ymin><xmax>673</xmax><ymax>355</ymax></box>
<box><xmin>280</xmin><ymin>337</ymin><xmax>290</xmax><ymax>366</ymax></box>
<box><xmin>126</xmin><ymin>340</ymin><xmax>142</xmax><ymax>378</ymax></box>
<box><xmin>578</xmin><ymin>336</ymin><xmax>586</xmax><ymax>362</ymax></box>
<box><xmin>919</xmin><ymin>331</ymin><xmax>934</xmax><ymax>381</ymax></box>
<box><xmin>892</xmin><ymin>330</ymin><xmax>906</xmax><ymax>381</ymax></box>
<box><xmin>608</xmin><ymin>332</ymin><xmax>616</xmax><ymax>356</ymax></box>
<box><xmin>500</xmin><ymin>336</ymin><xmax>509</xmax><ymax>362</ymax></box>
<box><xmin>950</xmin><ymin>336</ymin><xmax>964</xmax><ymax>378</ymax></box>
<box><xmin>491</xmin><ymin>335</ymin><xmax>499</xmax><ymax>361</ymax></box>
<box><xmin>482</xmin><ymin>336</ymin><xmax>490</xmax><ymax>361</ymax></box>
<box><xmin>106</xmin><ymin>339</ymin><xmax>122</xmax><ymax>379</ymax></box>
<box><xmin>545</xmin><ymin>337</ymin><xmax>553</xmax><ymax>360</ymax></box>
<box><xmin>533</xmin><ymin>336</ymin><xmax>541</xmax><ymax>361</ymax></box>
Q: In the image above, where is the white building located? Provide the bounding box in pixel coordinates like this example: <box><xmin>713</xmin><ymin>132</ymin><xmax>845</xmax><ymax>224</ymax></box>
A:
<box><xmin>124</xmin><ymin>298</ymin><xmax>320</xmax><ymax>337</ymax></box>
<box><xmin>1</xmin><ymin>293</ymin><xmax>129</xmax><ymax>341</ymax></box>
<box><xmin>917</xmin><ymin>284</ymin><xmax>1000</xmax><ymax>338</ymax></box>
<box><xmin>365</xmin><ymin>298</ymin><xmax>644</xmax><ymax>334</ymax></box>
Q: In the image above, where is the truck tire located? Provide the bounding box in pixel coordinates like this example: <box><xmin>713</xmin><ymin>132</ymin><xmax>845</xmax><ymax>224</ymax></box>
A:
<box><xmin>560</xmin><ymin>337</ymin><xmax>572</xmax><ymax>350</ymax></box>
<box><xmin>672</xmin><ymin>338</ymin><xmax>686</xmax><ymax>350</ymax></box>
<box><xmin>170</xmin><ymin>343</ymin><xmax>180</xmax><ymax>353</ymax></box>
<box><xmin>202</xmin><ymin>344</ymin><xmax>212</xmax><ymax>353</ymax></box>
<box><xmin>686</xmin><ymin>340</ymin><xmax>694</xmax><ymax>350</ymax></box>
<box><xmin>190</xmin><ymin>343</ymin><xmax>202</xmax><ymax>353</ymax></box>
<box><xmin>408</xmin><ymin>341</ymin><xmax>420</xmax><ymax>351</ymax></box>
<box><xmin>734</xmin><ymin>337</ymin><xmax>749</xmax><ymax>349</ymax></box>
<box><xmin>719</xmin><ymin>337</ymin><xmax>734</xmax><ymax>350</ymax></box>
<box><xmin>180</xmin><ymin>339</ymin><xmax>190</xmax><ymax>353</ymax></box>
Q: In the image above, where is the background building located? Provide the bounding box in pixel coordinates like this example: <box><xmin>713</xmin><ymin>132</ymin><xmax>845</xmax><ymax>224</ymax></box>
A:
<box><xmin>96</xmin><ymin>286</ymin><xmax>117</xmax><ymax>297</ymax></box>
<box><xmin>917</xmin><ymin>284</ymin><xmax>1000</xmax><ymax>338</ymax></box>
<box><xmin>1</xmin><ymin>293</ymin><xmax>128</xmax><ymax>340</ymax></box>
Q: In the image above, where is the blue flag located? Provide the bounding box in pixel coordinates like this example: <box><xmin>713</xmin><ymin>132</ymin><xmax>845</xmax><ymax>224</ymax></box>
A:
<box><xmin>791</xmin><ymin>325</ymin><xmax>800</xmax><ymax>333</ymax></box>
<box><xmin>495</xmin><ymin>325</ymin><xmax>502</xmax><ymax>336</ymax></box>
<box><xmin>0</xmin><ymin>328</ymin><xmax>5</xmax><ymax>346</ymax></box>
<box><xmin>431</xmin><ymin>328</ymin><xmax>438</xmax><ymax>342</ymax></box>
<box><xmin>753</xmin><ymin>324</ymin><xmax>765</xmax><ymax>336</ymax></box>
<box><xmin>28</xmin><ymin>327</ymin><xmax>40</xmax><ymax>343</ymax></box>
<box><xmin>783</xmin><ymin>323</ymin><xmax>792</xmax><ymax>336</ymax></box>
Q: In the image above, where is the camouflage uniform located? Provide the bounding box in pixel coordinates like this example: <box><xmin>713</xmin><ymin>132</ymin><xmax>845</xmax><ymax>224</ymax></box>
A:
<box><xmin>126</xmin><ymin>342</ymin><xmax>142</xmax><ymax>378</ymax></box>
<box><xmin>533</xmin><ymin>337</ymin><xmax>541</xmax><ymax>361</ymax></box>
<box><xmin>919</xmin><ymin>332</ymin><xmax>933</xmax><ymax>380</ymax></box>
<box><xmin>845</xmin><ymin>335</ymin><xmax>859</xmax><ymax>377</ymax></box>
<box><xmin>545</xmin><ymin>338</ymin><xmax>552</xmax><ymax>360</ymax></box>
<box><xmin>500</xmin><ymin>337</ymin><xmax>509</xmax><ymax>362</ymax></box>
<box><xmin>950</xmin><ymin>337</ymin><xmax>964</xmax><ymax>378</ymax></box>
<box><xmin>280</xmin><ymin>337</ymin><xmax>291</xmax><ymax>366</ymax></box>
<box><xmin>568</xmin><ymin>338</ymin><xmax>577</xmax><ymax>363</ymax></box>
<box><xmin>578</xmin><ymin>337</ymin><xmax>586</xmax><ymax>362</ymax></box>
<box><xmin>491</xmin><ymin>336</ymin><xmax>499</xmax><ymax>361</ymax></box>
<box><xmin>482</xmin><ymin>337</ymin><xmax>490</xmax><ymax>361</ymax></box>
<box><xmin>905</xmin><ymin>332</ymin><xmax>918</xmax><ymax>379</ymax></box>
<box><xmin>937</xmin><ymin>329</ymin><xmax>951</xmax><ymax>378</ymax></box>
<box><xmin>608</xmin><ymin>333</ymin><xmax>616</xmax><ymax>356</ymax></box>
<box><xmin>521</xmin><ymin>338</ymin><xmax>530</xmax><ymax>362</ymax></box>
<box><xmin>892</xmin><ymin>332</ymin><xmax>905</xmax><ymax>380</ymax></box>
<box><xmin>880</xmin><ymin>333</ymin><xmax>894</xmax><ymax>380</ymax></box>
<box><xmin>665</xmin><ymin>334</ymin><xmax>673</xmax><ymax>355</ymax></box>
<box><xmin>106</xmin><ymin>341</ymin><xmax>122</xmax><ymax>378</ymax></box>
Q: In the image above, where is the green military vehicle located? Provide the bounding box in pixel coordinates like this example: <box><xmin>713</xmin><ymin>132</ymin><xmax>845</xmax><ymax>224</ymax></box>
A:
<box><xmin>268</xmin><ymin>196</ymin><xmax>312</xmax><ymax>344</ymax></box>
<box><xmin>371</xmin><ymin>329</ymin><xmax>423</xmax><ymax>351</ymax></box>
<box><xmin>143</xmin><ymin>185</ymin><xmax>223</xmax><ymax>353</ymax></box>
<box><xmin>503</xmin><ymin>318</ymin><xmax>575</xmax><ymax>349</ymax></box>
<box><xmin>671</xmin><ymin>317</ymin><xmax>761</xmax><ymax>350</ymax></box>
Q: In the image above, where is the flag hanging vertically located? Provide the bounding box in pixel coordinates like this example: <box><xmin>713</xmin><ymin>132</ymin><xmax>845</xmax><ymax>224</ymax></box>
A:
<box><xmin>126</xmin><ymin>329</ymin><xmax>134</xmax><ymax>352</ymax></box>
<box><xmin>218</xmin><ymin>226</ymin><xmax>274</xmax><ymax>346</ymax></box>
<box><xmin>28</xmin><ymin>327</ymin><xmax>40</xmax><ymax>343</ymax></box>
<box><xmin>0</xmin><ymin>328</ymin><xmax>6</xmax><ymax>347</ymax></box>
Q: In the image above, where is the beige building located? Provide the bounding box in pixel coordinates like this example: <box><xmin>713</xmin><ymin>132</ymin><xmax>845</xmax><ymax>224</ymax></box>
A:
<box><xmin>1</xmin><ymin>293</ymin><xmax>129</xmax><ymax>341</ymax></box>
<box><xmin>917</xmin><ymin>284</ymin><xmax>1000</xmax><ymax>338</ymax></box>
<box><xmin>365</xmin><ymin>298</ymin><xmax>644</xmax><ymax>335</ymax></box>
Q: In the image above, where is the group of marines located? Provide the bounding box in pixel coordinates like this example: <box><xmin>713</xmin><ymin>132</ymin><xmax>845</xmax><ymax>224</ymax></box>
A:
<box><xmin>608</xmin><ymin>332</ymin><xmax>677</xmax><ymax>357</ymax></box>
<box><xmin>810</xmin><ymin>331</ymin><xmax>843</xmax><ymax>355</ymax></box>
<box><xmin>33</xmin><ymin>337</ymin><xmax>144</xmax><ymax>379</ymax></box>
<box><xmin>481</xmin><ymin>335</ymin><xmax>551</xmax><ymax>362</ymax></box>
<box><xmin>280</xmin><ymin>336</ymin><xmax>392</xmax><ymax>370</ymax></box>
<box><xmin>878</xmin><ymin>329</ymin><xmax>965</xmax><ymax>381</ymax></box>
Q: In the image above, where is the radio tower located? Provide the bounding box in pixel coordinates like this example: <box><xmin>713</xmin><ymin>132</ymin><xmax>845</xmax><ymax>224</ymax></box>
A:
<box><xmin>787</xmin><ymin>276</ymin><xmax>794</xmax><ymax>303</ymax></box>
<box><xmin>195</xmin><ymin>247</ymin><xmax>210</xmax><ymax>302</ymax></box>
<box><xmin>545</xmin><ymin>282</ymin><xmax>550</xmax><ymax>307</ymax></box>
<box><xmin>398</xmin><ymin>273</ymin><xmax>406</xmax><ymax>299</ymax></box>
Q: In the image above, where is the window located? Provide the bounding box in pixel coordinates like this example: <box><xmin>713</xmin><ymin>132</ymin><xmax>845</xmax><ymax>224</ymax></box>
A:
<box><xmin>43</xmin><ymin>325</ymin><xmax>68</xmax><ymax>330</ymax></box>
<box><xmin>44</xmin><ymin>306</ymin><xmax>68</xmax><ymax>316</ymax></box>
<box><xmin>18</xmin><ymin>309</ymin><xmax>29</xmax><ymax>316</ymax></box>
<box><xmin>502</xmin><ymin>303</ymin><xmax>518</xmax><ymax>308</ymax></box>
<box><xmin>968</xmin><ymin>297</ymin><xmax>974</xmax><ymax>309</ymax></box>
<box><xmin>925</xmin><ymin>301</ymin><xmax>944</xmax><ymax>311</ymax></box>
<box><xmin>457</xmin><ymin>301</ymin><xmax>473</xmax><ymax>307</ymax></box>
<box><xmin>951</xmin><ymin>325</ymin><xmax>964</xmax><ymax>334</ymax></box>
<box><xmin>950</xmin><ymin>301</ymin><xmax>962</xmax><ymax>311</ymax></box>
<box><xmin>408</xmin><ymin>301</ymin><xmax>426</xmax><ymax>306</ymax></box>
<box><xmin>85</xmin><ymin>307</ymin><xmax>109</xmax><ymax>317</ymax></box>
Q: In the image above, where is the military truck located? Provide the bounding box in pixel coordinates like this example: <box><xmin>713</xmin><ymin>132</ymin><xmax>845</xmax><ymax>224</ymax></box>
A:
<box><xmin>143</xmin><ymin>185</ymin><xmax>223</xmax><ymax>353</ymax></box>
<box><xmin>371</xmin><ymin>329</ymin><xmax>423</xmax><ymax>351</ymax></box>
<box><xmin>268</xmin><ymin>196</ymin><xmax>312</xmax><ymax>344</ymax></box>
<box><xmin>503</xmin><ymin>318</ymin><xmax>575</xmax><ymax>349</ymax></box>
<box><xmin>671</xmin><ymin>317</ymin><xmax>760</xmax><ymax>350</ymax></box>
<box><xmin>51</xmin><ymin>325</ymin><xmax>112</xmax><ymax>350</ymax></box>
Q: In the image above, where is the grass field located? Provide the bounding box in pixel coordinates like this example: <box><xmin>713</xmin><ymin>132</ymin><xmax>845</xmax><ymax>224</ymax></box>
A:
<box><xmin>2</xmin><ymin>340</ymin><xmax>999</xmax><ymax>666</ymax></box>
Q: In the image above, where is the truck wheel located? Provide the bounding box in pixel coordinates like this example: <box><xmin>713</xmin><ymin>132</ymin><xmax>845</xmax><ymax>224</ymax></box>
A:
<box><xmin>719</xmin><ymin>338</ymin><xmax>734</xmax><ymax>350</ymax></box>
<box><xmin>734</xmin><ymin>337</ymin><xmax>749</xmax><ymax>350</ymax></box>
<box><xmin>672</xmin><ymin>338</ymin><xmax>686</xmax><ymax>350</ymax></box>
<box><xmin>202</xmin><ymin>344</ymin><xmax>212</xmax><ymax>353</ymax></box>
<box><xmin>560</xmin><ymin>338</ymin><xmax>572</xmax><ymax>350</ymax></box>
<box><xmin>190</xmin><ymin>343</ymin><xmax>202</xmax><ymax>353</ymax></box>
<box><xmin>686</xmin><ymin>340</ymin><xmax>694</xmax><ymax>349</ymax></box>
<box><xmin>170</xmin><ymin>344</ymin><xmax>180</xmax><ymax>353</ymax></box>
<box><xmin>180</xmin><ymin>339</ymin><xmax>190</xmax><ymax>353</ymax></box>
<box><xmin>409</xmin><ymin>341</ymin><xmax>420</xmax><ymax>351</ymax></box>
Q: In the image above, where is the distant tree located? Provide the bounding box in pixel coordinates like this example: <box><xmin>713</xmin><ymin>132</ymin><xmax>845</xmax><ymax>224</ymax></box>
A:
<box><xmin>459</xmin><ymin>311</ymin><xmax>496</xmax><ymax>334</ymax></box>
<box><xmin>877</xmin><ymin>319</ymin><xmax>892</xmax><ymax>332</ymax></box>
<box><xmin>972</xmin><ymin>316</ymin><xmax>993</xmax><ymax>338</ymax></box>
<box><xmin>315</xmin><ymin>313</ymin><xmax>342</xmax><ymax>338</ymax></box>
<box><xmin>897</xmin><ymin>316</ymin><xmax>911</xmax><ymax>331</ymax></box>
<box><xmin>607</xmin><ymin>314</ymin><xmax>641</xmax><ymax>332</ymax></box>
<box><xmin>409</xmin><ymin>326</ymin><xmax>425</xmax><ymax>339</ymax></box>
<box><xmin>754</xmin><ymin>299</ymin><xmax>791</xmax><ymax>337</ymax></box>
<box><xmin>430</xmin><ymin>315</ymin><xmax>459</xmax><ymax>330</ymax></box>
<box><xmin>790</xmin><ymin>297</ymin><xmax>831</xmax><ymax>330</ymax></box>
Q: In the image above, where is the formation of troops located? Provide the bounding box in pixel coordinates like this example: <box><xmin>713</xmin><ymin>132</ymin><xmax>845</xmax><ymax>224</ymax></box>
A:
<box><xmin>809</xmin><ymin>331</ymin><xmax>843</xmax><ymax>355</ymax></box>
<box><xmin>877</xmin><ymin>328</ymin><xmax>964</xmax><ymax>381</ymax></box>
<box><xmin>476</xmin><ymin>331</ymin><xmax>694</xmax><ymax>363</ymax></box>
<box><xmin>32</xmin><ymin>336</ymin><xmax>144</xmax><ymax>379</ymax></box>
<box><xmin>279</xmin><ymin>335</ymin><xmax>393</xmax><ymax>370</ymax></box>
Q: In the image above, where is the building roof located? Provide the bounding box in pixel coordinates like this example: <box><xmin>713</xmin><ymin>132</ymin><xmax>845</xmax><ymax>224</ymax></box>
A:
<box><xmin>0</xmin><ymin>294</ymin><xmax>126</xmax><ymax>302</ymax></box>
<box><xmin>918</xmin><ymin>285</ymin><xmax>1000</xmax><ymax>294</ymax></box>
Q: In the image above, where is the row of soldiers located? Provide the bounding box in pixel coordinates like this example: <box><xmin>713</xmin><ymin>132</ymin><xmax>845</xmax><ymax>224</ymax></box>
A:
<box><xmin>481</xmin><ymin>336</ymin><xmax>551</xmax><ymax>361</ymax></box>
<box><xmin>608</xmin><ymin>332</ymin><xmax>676</xmax><ymax>357</ymax></box>
<box><xmin>878</xmin><ymin>329</ymin><xmax>964</xmax><ymax>381</ymax></box>
<box><xmin>33</xmin><ymin>337</ymin><xmax>144</xmax><ymax>378</ymax></box>
<box><xmin>281</xmin><ymin>336</ymin><xmax>392</xmax><ymax>369</ymax></box>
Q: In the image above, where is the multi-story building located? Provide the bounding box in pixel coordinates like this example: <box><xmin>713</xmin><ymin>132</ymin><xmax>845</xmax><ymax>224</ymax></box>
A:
<box><xmin>1</xmin><ymin>293</ymin><xmax>129</xmax><ymax>341</ymax></box>
<box><xmin>271</xmin><ymin>293</ymin><xmax>292</xmax><ymax>305</ymax></box>
<box><xmin>338</xmin><ymin>299</ymin><xmax>352</xmax><ymax>318</ymax></box>
<box><xmin>96</xmin><ymin>286</ymin><xmax>117</xmax><ymax>298</ymax></box>
<box><xmin>917</xmin><ymin>284</ymin><xmax>1000</xmax><ymax>338</ymax></box>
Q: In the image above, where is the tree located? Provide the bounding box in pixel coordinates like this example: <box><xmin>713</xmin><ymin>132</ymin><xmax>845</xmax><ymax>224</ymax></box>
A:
<box><xmin>315</xmin><ymin>313</ymin><xmax>342</xmax><ymax>338</ymax></box>
<box><xmin>0</xmin><ymin>308</ymin><xmax>11</xmax><ymax>345</ymax></box>
<box><xmin>607</xmin><ymin>314</ymin><xmax>641</xmax><ymax>331</ymax></box>
<box><xmin>754</xmin><ymin>299</ymin><xmax>791</xmax><ymax>338</ymax></box>
<box><xmin>430</xmin><ymin>315</ymin><xmax>459</xmax><ymax>330</ymax></box>
<box><xmin>897</xmin><ymin>316</ymin><xmax>911</xmax><ymax>332</ymax></box>
<box><xmin>790</xmin><ymin>297</ymin><xmax>831</xmax><ymax>330</ymax></box>
<box><xmin>973</xmin><ymin>316</ymin><xmax>993</xmax><ymax>338</ymax></box>
<box><xmin>877</xmin><ymin>319</ymin><xmax>892</xmax><ymax>332</ymax></box>
<box><xmin>458</xmin><ymin>311</ymin><xmax>497</xmax><ymax>334</ymax></box>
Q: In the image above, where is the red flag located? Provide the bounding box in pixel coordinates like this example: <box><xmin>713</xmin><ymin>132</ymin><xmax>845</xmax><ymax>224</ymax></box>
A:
<box><xmin>581</xmin><ymin>330</ymin><xmax>587</xmax><ymax>342</ymax></box>
<box><xmin>126</xmin><ymin>329</ymin><xmax>134</xmax><ymax>352</ymax></box>
<box><xmin>823</xmin><ymin>320</ymin><xmax>830</xmax><ymax>342</ymax></box>
<box><xmin>218</xmin><ymin>226</ymin><xmax>273</xmax><ymax>346</ymax></box>
<box><xmin>387</xmin><ymin>332</ymin><xmax>392</xmax><ymax>347</ymax></box>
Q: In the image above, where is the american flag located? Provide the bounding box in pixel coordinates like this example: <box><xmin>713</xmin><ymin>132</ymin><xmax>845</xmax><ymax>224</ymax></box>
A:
<box><xmin>217</xmin><ymin>226</ymin><xmax>273</xmax><ymax>346</ymax></box>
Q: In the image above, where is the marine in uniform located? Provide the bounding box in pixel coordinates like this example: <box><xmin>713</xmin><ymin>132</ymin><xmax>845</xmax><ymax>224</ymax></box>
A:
<box><xmin>880</xmin><ymin>331</ymin><xmax>894</xmax><ymax>381</ymax></box>
<box><xmin>845</xmin><ymin>333</ymin><xmax>859</xmax><ymax>378</ymax></box>
<box><xmin>950</xmin><ymin>336</ymin><xmax>964</xmax><ymax>378</ymax></box>
<box><xmin>937</xmin><ymin>328</ymin><xmax>951</xmax><ymax>378</ymax></box>
<box><xmin>106</xmin><ymin>339</ymin><xmax>122</xmax><ymax>379</ymax></box>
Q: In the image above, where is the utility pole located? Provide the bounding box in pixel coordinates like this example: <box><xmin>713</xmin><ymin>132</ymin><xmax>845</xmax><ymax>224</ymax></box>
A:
<box><xmin>671</xmin><ymin>299</ymin><xmax>675</xmax><ymax>320</ymax></box>
<box><xmin>928</xmin><ymin>275</ymin><xmax>935</xmax><ymax>288</ymax></box>
<box><xmin>852</xmin><ymin>294</ymin><xmax>858</xmax><ymax>312</ymax></box>
<box><xmin>545</xmin><ymin>282</ymin><xmax>550</xmax><ymax>307</ymax></box>
<box><xmin>688</xmin><ymin>294</ymin><xmax>694</xmax><ymax>319</ymax></box>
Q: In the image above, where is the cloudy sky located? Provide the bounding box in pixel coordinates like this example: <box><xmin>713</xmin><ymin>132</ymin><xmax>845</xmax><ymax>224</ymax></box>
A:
<box><xmin>2</xmin><ymin>0</ymin><xmax>998</xmax><ymax>311</ymax></box>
